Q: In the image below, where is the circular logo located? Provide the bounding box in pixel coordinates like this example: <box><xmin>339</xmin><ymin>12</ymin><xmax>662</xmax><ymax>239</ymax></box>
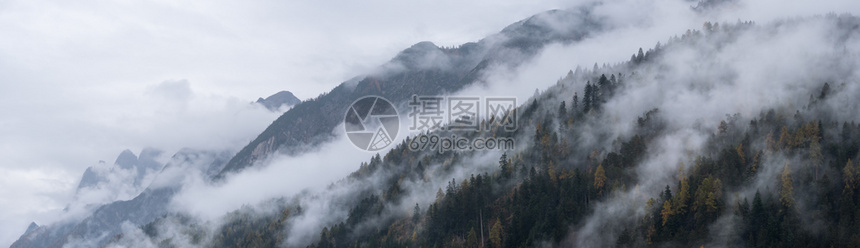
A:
<box><xmin>344</xmin><ymin>96</ymin><xmax>400</xmax><ymax>151</ymax></box>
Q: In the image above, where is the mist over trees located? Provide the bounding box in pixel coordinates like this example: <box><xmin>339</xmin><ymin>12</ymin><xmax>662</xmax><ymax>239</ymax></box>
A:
<box><xmin>86</xmin><ymin>13</ymin><xmax>860</xmax><ymax>248</ymax></box>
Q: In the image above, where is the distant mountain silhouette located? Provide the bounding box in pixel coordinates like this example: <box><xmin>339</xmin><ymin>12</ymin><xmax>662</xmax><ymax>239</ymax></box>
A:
<box><xmin>255</xmin><ymin>90</ymin><xmax>301</xmax><ymax>111</ymax></box>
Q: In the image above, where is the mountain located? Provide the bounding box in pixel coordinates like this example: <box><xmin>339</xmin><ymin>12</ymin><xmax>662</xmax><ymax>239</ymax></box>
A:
<box><xmin>103</xmin><ymin>14</ymin><xmax>860</xmax><ymax>247</ymax></box>
<box><xmin>75</xmin><ymin>167</ymin><xmax>101</xmax><ymax>190</ymax></box>
<box><xmin>13</xmin><ymin>7</ymin><xmax>610</xmax><ymax>247</ymax></box>
<box><xmin>76</xmin><ymin>148</ymin><xmax>164</xmax><ymax>192</ymax></box>
<box><xmin>13</xmin><ymin>189</ymin><xmax>178</xmax><ymax>248</ymax></box>
<box><xmin>11</xmin><ymin>149</ymin><xmax>232</xmax><ymax>248</ymax></box>
<box><xmin>17</xmin><ymin>223</ymin><xmax>38</xmax><ymax>240</ymax></box>
<box><xmin>216</xmin><ymin>6</ymin><xmax>603</xmax><ymax>178</ymax></box>
<box><xmin>256</xmin><ymin>90</ymin><xmax>301</xmax><ymax>111</ymax></box>
<box><xmin>21</xmin><ymin>4</ymin><xmax>860</xmax><ymax>248</ymax></box>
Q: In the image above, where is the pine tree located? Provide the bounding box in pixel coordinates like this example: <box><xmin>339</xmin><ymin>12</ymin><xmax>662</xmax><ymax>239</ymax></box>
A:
<box><xmin>663</xmin><ymin>185</ymin><xmax>673</xmax><ymax>201</ymax></box>
<box><xmin>592</xmin><ymin>85</ymin><xmax>603</xmax><ymax>111</ymax></box>
<box><xmin>750</xmin><ymin>191</ymin><xmax>766</xmax><ymax>245</ymax></box>
<box><xmin>499</xmin><ymin>153</ymin><xmax>510</xmax><ymax>178</ymax></box>
<box><xmin>819</xmin><ymin>82</ymin><xmax>831</xmax><ymax>99</ymax></box>
<box><xmin>584</xmin><ymin>82</ymin><xmax>593</xmax><ymax>113</ymax></box>
<box><xmin>558</xmin><ymin>101</ymin><xmax>567</xmax><ymax>118</ymax></box>
<box><xmin>416</xmin><ymin>161</ymin><xmax>425</xmax><ymax>178</ymax></box>
<box><xmin>841</xmin><ymin>159</ymin><xmax>856</xmax><ymax>232</ymax></box>
<box><xmin>598</xmin><ymin>74</ymin><xmax>610</xmax><ymax>92</ymax></box>
<box><xmin>413</xmin><ymin>203</ymin><xmax>421</xmax><ymax>223</ymax></box>
<box><xmin>718</xmin><ymin>120</ymin><xmax>729</xmax><ymax>135</ymax></box>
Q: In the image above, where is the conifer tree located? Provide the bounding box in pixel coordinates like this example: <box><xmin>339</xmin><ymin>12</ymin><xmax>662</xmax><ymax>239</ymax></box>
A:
<box><xmin>584</xmin><ymin>82</ymin><xmax>593</xmax><ymax>113</ymax></box>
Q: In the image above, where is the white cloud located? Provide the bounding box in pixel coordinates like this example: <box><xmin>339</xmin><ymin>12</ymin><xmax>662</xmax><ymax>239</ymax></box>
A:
<box><xmin>0</xmin><ymin>79</ymin><xmax>280</xmax><ymax>245</ymax></box>
<box><xmin>169</xmin><ymin>131</ymin><xmax>378</xmax><ymax>220</ymax></box>
<box><xmin>0</xmin><ymin>1</ymin><xmax>580</xmax><ymax>245</ymax></box>
<box><xmin>4</xmin><ymin>0</ymin><xmax>858</xmax><ymax>246</ymax></box>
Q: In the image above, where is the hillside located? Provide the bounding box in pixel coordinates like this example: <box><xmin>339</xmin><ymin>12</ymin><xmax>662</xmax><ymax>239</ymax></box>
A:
<box><xmin>103</xmin><ymin>14</ymin><xmax>860</xmax><ymax>248</ymax></box>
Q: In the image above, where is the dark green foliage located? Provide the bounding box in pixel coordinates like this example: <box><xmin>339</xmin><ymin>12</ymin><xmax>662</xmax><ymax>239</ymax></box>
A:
<box><xmin>212</xmin><ymin>207</ymin><xmax>291</xmax><ymax>247</ymax></box>
<box><xmin>137</xmin><ymin>19</ymin><xmax>860</xmax><ymax>248</ymax></box>
<box><xmin>583</xmin><ymin>81</ymin><xmax>593</xmax><ymax>113</ymax></box>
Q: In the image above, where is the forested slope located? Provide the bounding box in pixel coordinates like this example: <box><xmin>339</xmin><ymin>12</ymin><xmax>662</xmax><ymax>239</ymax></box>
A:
<box><xmin>108</xmin><ymin>14</ymin><xmax>860</xmax><ymax>248</ymax></box>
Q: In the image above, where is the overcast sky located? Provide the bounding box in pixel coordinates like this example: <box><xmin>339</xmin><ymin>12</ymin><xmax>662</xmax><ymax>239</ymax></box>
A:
<box><xmin>0</xmin><ymin>0</ymin><xmax>575</xmax><ymax>245</ymax></box>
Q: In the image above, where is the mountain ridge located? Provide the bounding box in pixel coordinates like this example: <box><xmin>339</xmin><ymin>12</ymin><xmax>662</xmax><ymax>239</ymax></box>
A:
<box><xmin>256</xmin><ymin>90</ymin><xmax>301</xmax><ymax>111</ymax></box>
<box><xmin>215</xmin><ymin>6</ymin><xmax>604</xmax><ymax>178</ymax></box>
<box><xmin>11</xmin><ymin>149</ymin><xmax>232</xmax><ymax>248</ymax></box>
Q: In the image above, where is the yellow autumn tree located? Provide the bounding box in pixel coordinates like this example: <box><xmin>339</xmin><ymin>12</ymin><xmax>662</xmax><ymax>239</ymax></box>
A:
<box><xmin>792</xmin><ymin>123</ymin><xmax>806</xmax><ymax>148</ymax></box>
<box><xmin>594</xmin><ymin>164</ymin><xmax>607</xmax><ymax>196</ymax></box>
<box><xmin>780</xmin><ymin>164</ymin><xmax>795</xmax><ymax>209</ymax></box>
<box><xmin>778</xmin><ymin>126</ymin><xmax>792</xmax><ymax>150</ymax></box>
<box><xmin>692</xmin><ymin>176</ymin><xmax>722</xmax><ymax>213</ymax></box>
<box><xmin>765</xmin><ymin>131</ymin><xmax>776</xmax><ymax>152</ymax></box>
<box><xmin>705</xmin><ymin>178</ymin><xmax>722</xmax><ymax>213</ymax></box>
<box><xmin>661</xmin><ymin>200</ymin><xmax>673</xmax><ymax>226</ymax></box>
<box><xmin>489</xmin><ymin>218</ymin><xmax>503</xmax><ymax>248</ymax></box>
<box><xmin>751</xmin><ymin>151</ymin><xmax>762</xmax><ymax>174</ymax></box>
<box><xmin>548</xmin><ymin>161</ymin><xmax>558</xmax><ymax>185</ymax></box>
<box><xmin>646</xmin><ymin>226</ymin><xmax>657</xmax><ymax>244</ymax></box>
<box><xmin>673</xmin><ymin>178</ymin><xmax>690</xmax><ymax>214</ymax></box>
<box><xmin>466</xmin><ymin>228</ymin><xmax>478</xmax><ymax>248</ymax></box>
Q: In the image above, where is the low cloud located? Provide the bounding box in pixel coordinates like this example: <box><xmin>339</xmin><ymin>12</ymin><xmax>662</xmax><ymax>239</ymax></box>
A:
<box><xmin>0</xmin><ymin>0</ymin><xmax>579</xmax><ymax>244</ymax></box>
<box><xmin>0</xmin><ymin>79</ymin><xmax>278</xmax><ymax>245</ymax></box>
<box><xmin>169</xmin><ymin>130</ymin><xmax>381</xmax><ymax>221</ymax></box>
